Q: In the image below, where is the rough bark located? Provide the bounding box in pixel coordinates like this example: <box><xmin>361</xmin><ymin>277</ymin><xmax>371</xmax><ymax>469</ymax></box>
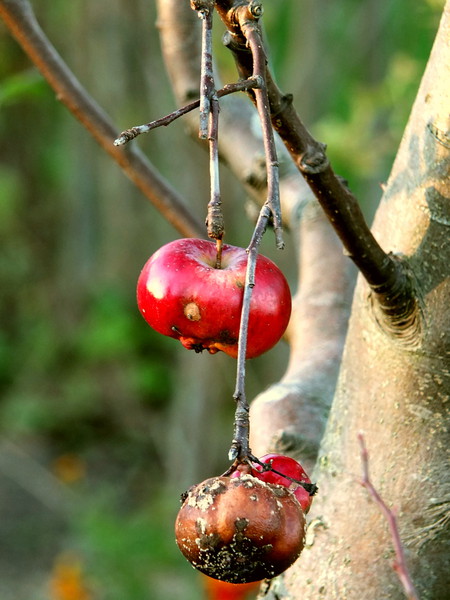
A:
<box><xmin>263</xmin><ymin>5</ymin><xmax>450</xmax><ymax>599</ymax></box>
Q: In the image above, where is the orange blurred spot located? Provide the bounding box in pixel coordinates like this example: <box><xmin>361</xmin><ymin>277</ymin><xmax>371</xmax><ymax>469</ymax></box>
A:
<box><xmin>202</xmin><ymin>574</ymin><xmax>261</xmax><ymax>600</ymax></box>
<box><xmin>52</xmin><ymin>454</ymin><xmax>85</xmax><ymax>484</ymax></box>
<box><xmin>49</xmin><ymin>555</ymin><xmax>92</xmax><ymax>600</ymax></box>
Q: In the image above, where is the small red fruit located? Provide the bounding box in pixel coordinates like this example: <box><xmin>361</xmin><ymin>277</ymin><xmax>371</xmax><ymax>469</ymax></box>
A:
<box><xmin>255</xmin><ymin>454</ymin><xmax>314</xmax><ymax>514</ymax></box>
<box><xmin>175</xmin><ymin>475</ymin><xmax>306</xmax><ymax>583</ymax></box>
<box><xmin>231</xmin><ymin>454</ymin><xmax>314</xmax><ymax>514</ymax></box>
<box><xmin>136</xmin><ymin>238</ymin><xmax>291</xmax><ymax>358</ymax></box>
<box><xmin>202</xmin><ymin>574</ymin><xmax>260</xmax><ymax>600</ymax></box>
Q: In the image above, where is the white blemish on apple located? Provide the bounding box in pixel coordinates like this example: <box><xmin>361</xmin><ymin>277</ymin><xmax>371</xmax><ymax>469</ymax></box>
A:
<box><xmin>184</xmin><ymin>302</ymin><xmax>201</xmax><ymax>321</ymax></box>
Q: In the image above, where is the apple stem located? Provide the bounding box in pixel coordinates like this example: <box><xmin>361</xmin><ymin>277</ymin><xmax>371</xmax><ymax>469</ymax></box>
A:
<box><xmin>206</xmin><ymin>97</ymin><xmax>225</xmax><ymax>249</ymax></box>
<box><xmin>215</xmin><ymin>238</ymin><xmax>223</xmax><ymax>269</ymax></box>
<box><xmin>193</xmin><ymin>1</ymin><xmax>226</xmax><ymax>254</ymax></box>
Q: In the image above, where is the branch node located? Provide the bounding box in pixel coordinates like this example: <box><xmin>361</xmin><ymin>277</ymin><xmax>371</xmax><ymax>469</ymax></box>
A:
<box><xmin>222</xmin><ymin>30</ymin><xmax>250</xmax><ymax>54</ymax></box>
<box><xmin>206</xmin><ymin>197</ymin><xmax>225</xmax><ymax>240</ymax></box>
<box><xmin>190</xmin><ymin>0</ymin><xmax>214</xmax><ymax>16</ymax></box>
<box><xmin>270</xmin><ymin>92</ymin><xmax>294</xmax><ymax>119</ymax></box>
<box><xmin>370</xmin><ymin>255</ymin><xmax>422</xmax><ymax>346</ymax></box>
<box><xmin>252</xmin><ymin>74</ymin><xmax>264</xmax><ymax>89</ymax></box>
<box><xmin>249</xmin><ymin>1</ymin><xmax>264</xmax><ymax>19</ymax></box>
<box><xmin>299</xmin><ymin>143</ymin><xmax>329</xmax><ymax>175</ymax></box>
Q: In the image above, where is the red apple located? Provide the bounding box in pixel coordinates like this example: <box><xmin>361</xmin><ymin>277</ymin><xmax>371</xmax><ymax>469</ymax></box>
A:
<box><xmin>255</xmin><ymin>454</ymin><xmax>314</xmax><ymax>514</ymax></box>
<box><xmin>136</xmin><ymin>238</ymin><xmax>291</xmax><ymax>358</ymax></box>
<box><xmin>231</xmin><ymin>454</ymin><xmax>315</xmax><ymax>514</ymax></box>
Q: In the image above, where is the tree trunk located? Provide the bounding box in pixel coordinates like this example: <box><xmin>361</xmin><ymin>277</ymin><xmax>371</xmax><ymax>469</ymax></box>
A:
<box><xmin>268</xmin><ymin>5</ymin><xmax>450</xmax><ymax>599</ymax></box>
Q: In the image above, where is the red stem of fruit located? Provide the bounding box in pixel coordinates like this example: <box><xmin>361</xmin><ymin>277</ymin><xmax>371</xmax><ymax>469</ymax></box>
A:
<box><xmin>358</xmin><ymin>434</ymin><xmax>420</xmax><ymax>600</ymax></box>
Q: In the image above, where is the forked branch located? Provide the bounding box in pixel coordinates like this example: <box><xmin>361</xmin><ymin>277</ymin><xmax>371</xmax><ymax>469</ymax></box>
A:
<box><xmin>216</xmin><ymin>0</ymin><xmax>419</xmax><ymax>332</ymax></box>
<box><xmin>187</xmin><ymin>1</ymin><xmax>289</xmax><ymax>461</ymax></box>
<box><xmin>114</xmin><ymin>77</ymin><xmax>261</xmax><ymax>146</ymax></box>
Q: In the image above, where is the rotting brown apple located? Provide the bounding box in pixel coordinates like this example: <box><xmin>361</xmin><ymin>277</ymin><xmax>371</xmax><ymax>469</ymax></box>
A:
<box><xmin>175</xmin><ymin>474</ymin><xmax>306</xmax><ymax>583</ymax></box>
<box><xmin>136</xmin><ymin>238</ymin><xmax>291</xmax><ymax>358</ymax></box>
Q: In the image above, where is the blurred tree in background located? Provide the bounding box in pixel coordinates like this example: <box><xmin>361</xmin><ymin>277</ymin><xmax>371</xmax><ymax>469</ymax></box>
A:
<box><xmin>0</xmin><ymin>1</ymin><xmax>443</xmax><ymax>599</ymax></box>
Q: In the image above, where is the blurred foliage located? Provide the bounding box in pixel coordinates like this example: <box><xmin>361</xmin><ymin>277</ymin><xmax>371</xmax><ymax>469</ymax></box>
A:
<box><xmin>0</xmin><ymin>0</ymin><xmax>443</xmax><ymax>599</ymax></box>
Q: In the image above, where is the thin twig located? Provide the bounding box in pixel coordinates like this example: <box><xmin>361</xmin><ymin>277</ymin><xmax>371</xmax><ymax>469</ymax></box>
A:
<box><xmin>248</xmin><ymin>453</ymin><xmax>318</xmax><ymax>495</ymax></box>
<box><xmin>114</xmin><ymin>100</ymin><xmax>201</xmax><ymax>146</ymax></box>
<box><xmin>242</xmin><ymin>19</ymin><xmax>284</xmax><ymax>249</ymax></box>
<box><xmin>113</xmin><ymin>77</ymin><xmax>262</xmax><ymax>146</ymax></box>
<box><xmin>229</xmin><ymin>202</ymin><xmax>272</xmax><ymax>461</ymax></box>
<box><xmin>206</xmin><ymin>96</ymin><xmax>225</xmax><ymax>253</ymax></box>
<box><xmin>192</xmin><ymin>0</ymin><xmax>225</xmax><ymax>250</ymax></box>
<box><xmin>0</xmin><ymin>0</ymin><xmax>204</xmax><ymax>238</ymax></box>
<box><xmin>217</xmin><ymin>0</ymin><xmax>418</xmax><ymax>329</ymax></box>
<box><xmin>194</xmin><ymin>0</ymin><xmax>215</xmax><ymax>139</ymax></box>
<box><xmin>227</xmin><ymin>3</ymin><xmax>286</xmax><ymax>460</ymax></box>
<box><xmin>358</xmin><ymin>433</ymin><xmax>420</xmax><ymax>600</ymax></box>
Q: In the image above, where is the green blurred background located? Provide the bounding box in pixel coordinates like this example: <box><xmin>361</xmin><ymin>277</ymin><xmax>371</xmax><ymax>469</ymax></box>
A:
<box><xmin>0</xmin><ymin>1</ymin><xmax>443</xmax><ymax>598</ymax></box>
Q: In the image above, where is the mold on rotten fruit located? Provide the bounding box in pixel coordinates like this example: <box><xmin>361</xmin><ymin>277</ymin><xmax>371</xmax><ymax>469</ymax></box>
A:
<box><xmin>175</xmin><ymin>473</ymin><xmax>306</xmax><ymax>583</ymax></box>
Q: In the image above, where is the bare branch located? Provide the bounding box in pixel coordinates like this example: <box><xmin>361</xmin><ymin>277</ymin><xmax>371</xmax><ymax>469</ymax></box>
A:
<box><xmin>192</xmin><ymin>0</ymin><xmax>216</xmax><ymax>139</ymax></box>
<box><xmin>206</xmin><ymin>96</ymin><xmax>225</xmax><ymax>248</ymax></box>
<box><xmin>190</xmin><ymin>0</ymin><xmax>225</xmax><ymax>248</ymax></box>
<box><xmin>217</xmin><ymin>0</ymin><xmax>419</xmax><ymax>331</ymax></box>
<box><xmin>156</xmin><ymin>0</ymin><xmax>306</xmax><ymax>226</ymax></box>
<box><xmin>241</xmin><ymin>18</ymin><xmax>284</xmax><ymax>249</ymax></box>
<box><xmin>114</xmin><ymin>77</ymin><xmax>261</xmax><ymax>146</ymax></box>
<box><xmin>114</xmin><ymin>99</ymin><xmax>202</xmax><ymax>146</ymax></box>
<box><xmin>230</xmin><ymin>203</ymin><xmax>272</xmax><ymax>462</ymax></box>
<box><xmin>0</xmin><ymin>0</ymin><xmax>204</xmax><ymax>239</ymax></box>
